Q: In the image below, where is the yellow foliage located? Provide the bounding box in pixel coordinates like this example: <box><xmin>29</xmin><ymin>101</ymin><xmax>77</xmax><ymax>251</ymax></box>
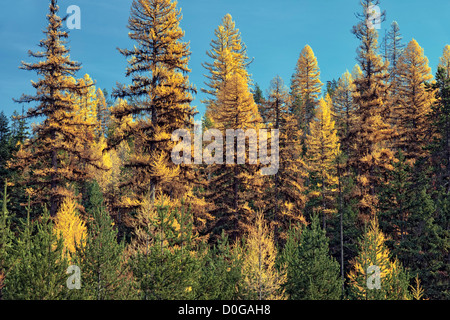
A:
<box><xmin>242</xmin><ymin>212</ymin><xmax>287</xmax><ymax>300</ymax></box>
<box><xmin>394</xmin><ymin>39</ymin><xmax>435</xmax><ymax>159</ymax></box>
<box><xmin>410</xmin><ymin>275</ymin><xmax>426</xmax><ymax>300</ymax></box>
<box><xmin>291</xmin><ymin>45</ymin><xmax>323</xmax><ymax>126</ymax></box>
<box><xmin>347</xmin><ymin>218</ymin><xmax>409</xmax><ymax>300</ymax></box>
<box><xmin>202</xmin><ymin>13</ymin><xmax>251</xmax><ymax>109</ymax></box>
<box><xmin>53</xmin><ymin>197</ymin><xmax>87</xmax><ymax>260</ymax></box>
<box><xmin>306</xmin><ymin>95</ymin><xmax>340</xmax><ymax>217</ymax></box>
<box><xmin>438</xmin><ymin>44</ymin><xmax>450</xmax><ymax>77</ymax></box>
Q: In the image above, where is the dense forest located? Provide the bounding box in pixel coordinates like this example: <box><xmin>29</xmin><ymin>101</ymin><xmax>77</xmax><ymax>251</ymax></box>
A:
<box><xmin>0</xmin><ymin>0</ymin><xmax>448</xmax><ymax>300</ymax></box>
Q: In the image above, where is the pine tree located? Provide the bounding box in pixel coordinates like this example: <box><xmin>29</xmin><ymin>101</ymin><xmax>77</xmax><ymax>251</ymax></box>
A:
<box><xmin>393</xmin><ymin>39</ymin><xmax>434</xmax><ymax>161</ymax></box>
<box><xmin>3</xmin><ymin>205</ymin><xmax>69</xmax><ymax>299</ymax></box>
<box><xmin>0</xmin><ymin>112</ymin><xmax>11</xmax><ymax>190</ymax></box>
<box><xmin>326</xmin><ymin>79</ymin><xmax>338</xmax><ymax>99</ymax></box>
<box><xmin>347</xmin><ymin>218</ymin><xmax>411</xmax><ymax>300</ymax></box>
<box><xmin>128</xmin><ymin>194</ymin><xmax>200</xmax><ymax>300</ymax></box>
<box><xmin>378</xmin><ymin>151</ymin><xmax>413</xmax><ymax>244</ymax></box>
<box><xmin>392</xmin><ymin>171</ymin><xmax>449</xmax><ymax>300</ymax></box>
<box><xmin>290</xmin><ymin>45</ymin><xmax>323</xmax><ymax>131</ymax></box>
<box><xmin>348</xmin><ymin>0</ymin><xmax>395</xmax><ymax>223</ymax></box>
<box><xmin>0</xmin><ymin>180</ymin><xmax>13</xmax><ymax>299</ymax></box>
<box><xmin>282</xmin><ymin>214</ymin><xmax>342</xmax><ymax>300</ymax></box>
<box><xmin>195</xmin><ymin>231</ymin><xmax>243</xmax><ymax>299</ymax></box>
<box><xmin>5</xmin><ymin>111</ymin><xmax>29</xmax><ymax>222</ymax></box>
<box><xmin>384</xmin><ymin>21</ymin><xmax>405</xmax><ymax>130</ymax></box>
<box><xmin>9</xmin><ymin>109</ymin><xmax>29</xmax><ymax>154</ymax></box>
<box><xmin>306</xmin><ymin>95</ymin><xmax>340</xmax><ymax>230</ymax></box>
<box><xmin>71</xmin><ymin>182</ymin><xmax>136</xmax><ymax>300</ymax></box>
<box><xmin>332</xmin><ymin>71</ymin><xmax>356</xmax><ymax>154</ymax></box>
<box><xmin>241</xmin><ymin>211</ymin><xmax>287</xmax><ymax>300</ymax></box>
<box><xmin>429</xmin><ymin>67</ymin><xmax>450</xmax><ymax>193</ymax></box>
<box><xmin>8</xmin><ymin>0</ymin><xmax>102</xmax><ymax>217</ymax></box>
<box><xmin>253</xmin><ymin>83</ymin><xmax>268</xmax><ymax>124</ymax></box>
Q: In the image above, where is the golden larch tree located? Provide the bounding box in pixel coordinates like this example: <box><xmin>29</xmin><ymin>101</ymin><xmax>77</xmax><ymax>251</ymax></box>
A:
<box><xmin>348</xmin><ymin>0</ymin><xmax>395</xmax><ymax>223</ymax></box>
<box><xmin>348</xmin><ymin>218</ymin><xmax>410</xmax><ymax>300</ymax></box>
<box><xmin>96</xmin><ymin>88</ymin><xmax>109</xmax><ymax>137</ymax></box>
<box><xmin>73</xmin><ymin>74</ymin><xmax>99</xmax><ymax>131</ymax></box>
<box><xmin>206</xmin><ymin>72</ymin><xmax>263</xmax><ymax>241</ymax></box>
<box><xmin>351</xmin><ymin>64</ymin><xmax>363</xmax><ymax>81</ymax></box>
<box><xmin>109</xmin><ymin>0</ymin><xmax>209</xmax><ymax>234</ymax></box>
<box><xmin>439</xmin><ymin>44</ymin><xmax>450</xmax><ymax>78</ymax></box>
<box><xmin>393</xmin><ymin>39</ymin><xmax>434</xmax><ymax>161</ymax></box>
<box><xmin>290</xmin><ymin>45</ymin><xmax>323</xmax><ymax>131</ymax></box>
<box><xmin>260</xmin><ymin>75</ymin><xmax>307</xmax><ymax>244</ymax></box>
<box><xmin>306</xmin><ymin>95</ymin><xmax>340</xmax><ymax>230</ymax></box>
<box><xmin>242</xmin><ymin>211</ymin><xmax>287</xmax><ymax>300</ymax></box>
<box><xmin>9</xmin><ymin>0</ymin><xmax>103</xmax><ymax>216</ymax></box>
<box><xmin>53</xmin><ymin>197</ymin><xmax>87</xmax><ymax>261</ymax></box>
<box><xmin>202</xmin><ymin>13</ymin><xmax>251</xmax><ymax>115</ymax></box>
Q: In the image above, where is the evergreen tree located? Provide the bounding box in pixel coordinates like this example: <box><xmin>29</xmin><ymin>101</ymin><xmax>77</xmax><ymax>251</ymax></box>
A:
<box><xmin>128</xmin><ymin>195</ymin><xmax>200</xmax><ymax>300</ymax></box>
<box><xmin>332</xmin><ymin>70</ymin><xmax>356</xmax><ymax>155</ymax></box>
<box><xmin>385</xmin><ymin>21</ymin><xmax>405</xmax><ymax>79</ymax></box>
<box><xmin>325</xmin><ymin>79</ymin><xmax>338</xmax><ymax>99</ymax></box>
<box><xmin>282</xmin><ymin>214</ymin><xmax>342</xmax><ymax>300</ymax></box>
<box><xmin>3</xmin><ymin>205</ymin><xmax>69</xmax><ymax>299</ymax></box>
<box><xmin>378</xmin><ymin>151</ymin><xmax>413</xmax><ymax>243</ymax></box>
<box><xmin>429</xmin><ymin>67</ymin><xmax>450</xmax><ymax>193</ymax></box>
<box><xmin>384</xmin><ymin>21</ymin><xmax>405</xmax><ymax>131</ymax></box>
<box><xmin>253</xmin><ymin>83</ymin><xmax>268</xmax><ymax>124</ymax></box>
<box><xmin>72</xmin><ymin>182</ymin><xmax>136</xmax><ymax>300</ymax></box>
<box><xmin>391</xmin><ymin>172</ymin><xmax>449</xmax><ymax>300</ymax></box>
<box><xmin>9</xmin><ymin>109</ymin><xmax>28</xmax><ymax>147</ymax></box>
<box><xmin>195</xmin><ymin>232</ymin><xmax>243</xmax><ymax>300</ymax></box>
<box><xmin>0</xmin><ymin>180</ymin><xmax>13</xmax><ymax>299</ymax></box>
<box><xmin>0</xmin><ymin>112</ymin><xmax>11</xmax><ymax>190</ymax></box>
<box><xmin>96</xmin><ymin>88</ymin><xmax>109</xmax><ymax>137</ymax></box>
<box><xmin>5</xmin><ymin>111</ymin><xmax>29</xmax><ymax>222</ymax></box>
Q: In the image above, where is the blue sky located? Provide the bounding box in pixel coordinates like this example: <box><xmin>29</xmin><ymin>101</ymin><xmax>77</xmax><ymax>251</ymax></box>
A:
<box><xmin>1</xmin><ymin>0</ymin><xmax>449</xmax><ymax>121</ymax></box>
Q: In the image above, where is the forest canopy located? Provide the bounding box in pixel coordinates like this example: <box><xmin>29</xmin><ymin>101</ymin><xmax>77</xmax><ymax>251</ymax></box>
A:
<box><xmin>0</xmin><ymin>0</ymin><xmax>448</xmax><ymax>301</ymax></box>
